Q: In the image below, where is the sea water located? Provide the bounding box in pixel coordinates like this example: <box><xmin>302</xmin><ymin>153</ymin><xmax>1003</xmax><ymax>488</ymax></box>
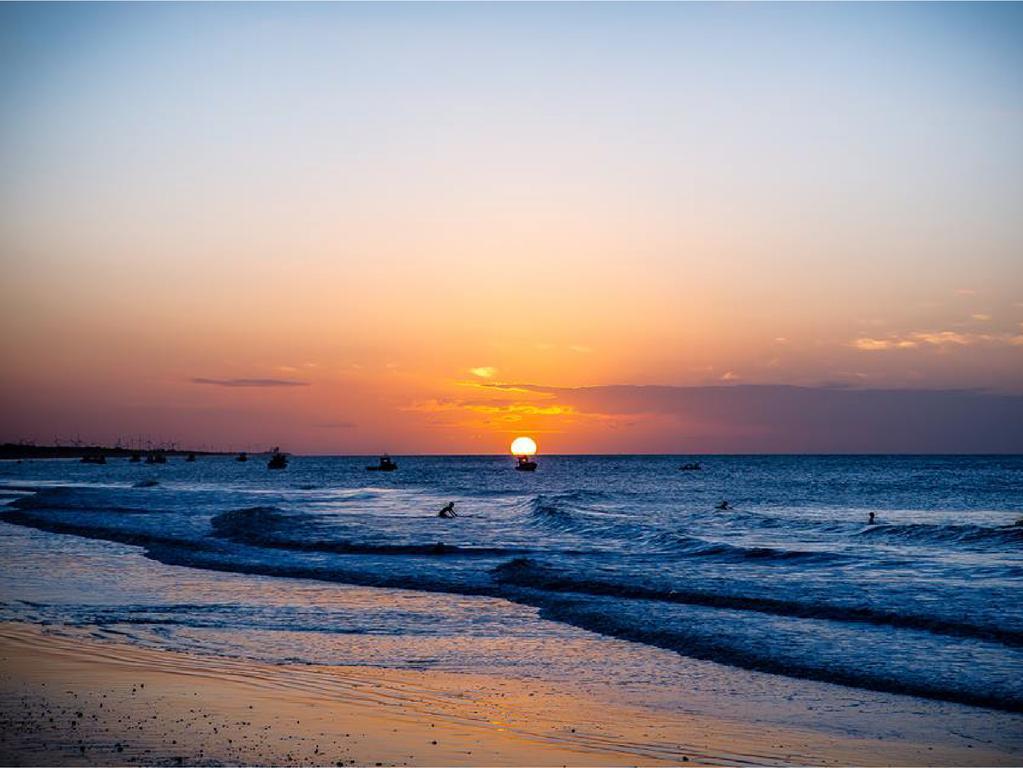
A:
<box><xmin>1</xmin><ymin>454</ymin><xmax>1021</xmax><ymax>717</ymax></box>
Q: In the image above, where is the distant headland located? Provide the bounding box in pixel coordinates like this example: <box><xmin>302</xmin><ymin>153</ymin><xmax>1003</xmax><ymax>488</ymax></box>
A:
<box><xmin>0</xmin><ymin>443</ymin><xmax>228</xmax><ymax>460</ymax></box>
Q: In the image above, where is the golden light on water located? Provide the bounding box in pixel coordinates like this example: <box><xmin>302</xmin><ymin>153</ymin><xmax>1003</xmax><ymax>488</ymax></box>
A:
<box><xmin>510</xmin><ymin>436</ymin><xmax>537</xmax><ymax>456</ymax></box>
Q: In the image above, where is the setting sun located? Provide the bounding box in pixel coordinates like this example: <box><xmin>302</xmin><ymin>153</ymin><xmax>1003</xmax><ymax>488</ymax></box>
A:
<box><xmin>510</xmin><ymin>436</ymin><xmax>537</xmax><ymax>456</ymax></box>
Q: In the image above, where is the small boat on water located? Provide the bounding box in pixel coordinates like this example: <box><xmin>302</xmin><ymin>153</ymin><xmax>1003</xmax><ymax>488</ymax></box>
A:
<box><xmin>236</xmin><ymin>452</ymin><xmax>248</xmax><ymax>463</ymax></box>
<box><xmin>145</xmin><ymin>451</ymin><xmax>167</xmax><ymax>465</ymax></box>
<box><xmin>129</xmin><ymin>452</ymin><xmax>141</xmax><ymax>463</ymax></box>
<box><xmin>81</xmin><ymin>454</ymin><xmax>106</xmax><ymax>465</ymax></box>
<box><xmin>185</xmin><ymin>452</ymin><xmax>196</xmax><ymax>463</ymax></box>
<box><xmin>679</xmin><ymin>462</ymin><xmax>702</xmax><ymax>471</ymax></box>
<box><xmin>267</xmin><ymin>448</ymin><xmax>288</xmax><ymax>470</ymax></box>
<box><xmin>366</xmin><ymin>455</ymin><xmax>397</xmax><ymax>472</ymax></box>
<box><xmin>515</xmin><ymin>455</ymin><xmax>537</xmax><ymax>472</ymax></box>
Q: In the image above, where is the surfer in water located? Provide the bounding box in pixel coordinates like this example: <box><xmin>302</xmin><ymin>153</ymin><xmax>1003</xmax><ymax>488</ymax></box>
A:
<box><xmin>715</xmin><ymin>500</ymin><xmax>732</xmax><ymax>511</ymax></box>
<box><xmin>868</xmin><ymin>511</ymin><xmax>877</xmax><ymax>525</ymax></box>
<box><xmin>438</xmin><ymin>502</ymin><xmax>457</xmax><ymax>518</ymax></box>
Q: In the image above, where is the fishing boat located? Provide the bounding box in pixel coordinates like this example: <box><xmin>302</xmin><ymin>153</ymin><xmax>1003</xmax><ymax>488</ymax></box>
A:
<box><xmin>267</xmin><ymin>447</ymin><xmax>288</xmax><ymax>470</ymax></box>
<box><xmin>515</xmin><ymin>455</ymin><xmax>537</xmax><ymax>472</ymax></box>
<box><xmin>185</xmin><ymin>452</ymin><xmax>197</xmax><ymax>463</ymax></box>
<box><xmin>366</xmin><ymin>455</ymin><xmax>397</xmax><ymax>472</ymax></box>
<box><xmin>236</xmin><ymin>452</ymin><xmax>248</xmax><ymax>463</ymax></box>
<box><xmin>145</xmin><ymin>451</ymin><xmax>167</xmax><ymax>465</ymax></box>
<box><xmin>129</xmin><ymin>452</ymin><xmax>141</xmax><ymax>463</ymax></box>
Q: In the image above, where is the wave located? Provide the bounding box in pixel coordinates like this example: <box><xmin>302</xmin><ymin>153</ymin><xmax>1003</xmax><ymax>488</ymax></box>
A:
<box><xmin>526</xmin><ymin>594</ymin><xmax>1023</xmax><ymax>714</ymax></box>
<box><xmin>857</xmin><ymin>521</ymin><xmax>1023</xmax><ymax>548</ymax></box>
<box><xmin>0</xmin><ymin>508</ymin><xmax>211</xmax><ymax>553</ymax></box>
<box><xmin>492</xmin><ymin>557</ymin><xmax>1023</xmax><ymax>648</ymax></box>
<box><xmin>10</xmin><ymin>487</ymin><xmax>164</xmax><ymax>516</ymax></box>
<box><xmin>523</xmin><ymin>495</ymin><xmax>849</xmax><ymax>563</ymax></box>
<box><xmin>522</xmin><ymin>495</ymin><xmax>584</xmax><ymax>532</ymax></box>
<box><xmin>667</xmin><ymin>534</ymin><xmax>850</xmax><ymax>564</ymax></box>
<box><xmin>519</xmin><ymin>491</ymin><xmax>635</xmax><ymax>535</ymax></box>
<box><xmin>210</xmin><ymin>506</ymin><xmax>526</xmax><ymax>557</ymax></box>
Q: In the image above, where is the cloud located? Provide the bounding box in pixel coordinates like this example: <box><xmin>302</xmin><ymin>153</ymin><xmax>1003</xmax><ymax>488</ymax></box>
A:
<box><xmin>191</xmin><ymin>377</ymin><xmax>310</xmax><ymax>388</ymax></box>
<box><xmin>469</xmin><ymin>366</ymin><xmax>497</xmax><ymax>379</ymax></box>
<box><xmin>971</xmin><ymin>314</ymin><xmax>992</xmax><ymax>322</ymax></box>
<box><xmin>483</xmin><ymin>382</ymin><xmax>1023</xmax><ymax>452</ymax></box>
<box><xmin>313</xmin><ymin>421</ymin><xmax>357</xmax><ymax>429</ymax></box>
<box><xmin>851</xmin><ymin>329</ymin><xmax>1021</xmax><ymax>351</ymax></box>
<box><xmin>407</xmin><ymin>398</ymin><xmax>573</xmax><ymax>417</ymax></box>
<box><xmin>852</xmin><ymin>338</ymin><xmax>918</xmax><ymax>351</ymax></box>
<box><xmin>720</xmin><ymin>371</ymin><xmax>740</xmax><ymax>382</ymax></box>
<box><xmin>912</xmin><ymin>331</ymin><xmax>973</xmax><ymax>346</ymax></box>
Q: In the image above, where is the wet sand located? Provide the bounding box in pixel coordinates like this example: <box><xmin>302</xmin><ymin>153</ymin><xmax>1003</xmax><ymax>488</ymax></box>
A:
<box><xmin>0</xmin><ymin>622</ymin><xmax>1015</xmax><ymax>766</ymax></box>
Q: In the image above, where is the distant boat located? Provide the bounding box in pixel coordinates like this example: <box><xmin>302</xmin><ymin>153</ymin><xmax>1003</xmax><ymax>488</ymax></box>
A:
<box><xmin>515</xmin><ymin>455</ymin><xmax>537</xmax><ymax>472</ymax></box>
<box><xmin>236</xmin><ymin>452</ymin><xmax>248</xmax><ymax>463</ymax></box>
<box><xmin>679</xmin><ymin>462</ymin><xmax>702</xmax><ymax>471</ymax></box>
<box><xmin>145</xmin><ymin>451</ymin><xmax>166</xmax><ymax>465</ymax></box>
<box><xmin>366</xmin><ymin>455</ymin><xmax>397</xmax><ymax>472</ymax></box>
<box><xmin>81</xmin><ymin>454</ymin><xmax>106</xmax><ymax>465</ymax></box>
<box><xmin>129</xmin><ymin>452</ymin><xmax>141</xmax><ymax>463</ymax></box>
<box><xmin>185</xmin><ymin>452</ymin><xmax>196</xmax><ymax>463</ymax></box>
<box><xmin>267</xmin><ymin>448</ymin><xmax>288</xmax><ymax>470</ymax></box>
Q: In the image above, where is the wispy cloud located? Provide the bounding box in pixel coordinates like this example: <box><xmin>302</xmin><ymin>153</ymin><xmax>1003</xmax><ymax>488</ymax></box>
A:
<box><xmin>852</xmin><ymin>329</ymin><xmax>1023</xmax><ymax>351</ymax></box>
<box><xmin>313</xmin><ymin>421</ymin><xmax>357</xmax><ymax>429</ymax></box>
<box><xmin>407</xmin><ymin>398</ymin><xmax>573</xmax><ymax>417</ymax></box>
<box><xmin>469</xmin><ymin>366</ymin><xmax>497</xmax><ymax>379</ymax></box>
<box><xmin>191</xmin><ymin>377</ymin><xmax>310</xmax><ymax>388</ymax></box>
<box><xmin>852</xmin><ymin>338</ymin><xmax>919</xmax><ymax>351</ymax></box>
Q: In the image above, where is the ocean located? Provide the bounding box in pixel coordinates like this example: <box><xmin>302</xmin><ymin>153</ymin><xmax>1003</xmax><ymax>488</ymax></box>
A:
<box><xmin>1</xmin><ymin>454</ymin><xmax>1021</xmax><ymax>720</ymax></box>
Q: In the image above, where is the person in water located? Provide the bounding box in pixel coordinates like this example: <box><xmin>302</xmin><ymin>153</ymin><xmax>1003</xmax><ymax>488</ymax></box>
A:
<box><xmin>868</xmin><ymin>511</ymin><xmax>877</xmax><ymax>525</ymax></box>
<box><xmin>715</xmin><ymin>500</ymin><xmax>732</xmax><ymax>511</ymax></box>
<box><xmin>438</xmin><ymin>502</ymin><xmax>457</xmax><ymax>518</ymax></box>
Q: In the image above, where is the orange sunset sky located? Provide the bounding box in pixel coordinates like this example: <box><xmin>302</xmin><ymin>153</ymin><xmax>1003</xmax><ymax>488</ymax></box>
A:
<box><xmin>2</xmin><ymin>3</ymin><xmax>1022</xmax><ymax>453</ymax></box>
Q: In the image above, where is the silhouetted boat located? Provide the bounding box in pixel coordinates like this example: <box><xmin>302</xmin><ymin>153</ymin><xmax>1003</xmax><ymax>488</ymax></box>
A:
<box><xmin>185</xmin><ymin>452</ymin><xmax>196</xmax><ymax>463</ymax></box>
<box><xmin>679</xmin><ymin>462</ymin><xmax>702</xmax><ymax>471</ymax></box>
<box><xmin>366</xmin><ymin>455</ymin><xmax>397</xmax><ymax>472</ymax></box>
<box><xmin>145</xmin><ymin>451</ymin><xmax>166</xmax><ymax>465</ymax></box>
<box><xmin>81</xmin><ymin>454</ymin><xmax>106</xmax><ymax>465</ymax></box>
<box><xmin>236</xmin><ymin>452</ymin><xmax>248</xmax><ymax>463</ymax></box>
<box><xmin>129</xmin><ymin>452</ymin><xmax>141</xmax><ymax>463</ymax></box>
<box><xmin>267</xmin><ymin>448</ymin><xmax>288</xmax><ymax>470</ymax></box>
<box><xmin>515</xmin><ymin>456</ymin><xmax>537</xmax><ymax>472</ymax></box>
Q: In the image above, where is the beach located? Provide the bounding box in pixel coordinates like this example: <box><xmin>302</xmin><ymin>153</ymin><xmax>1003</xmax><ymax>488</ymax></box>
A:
<box><xmin>3</xmin><ymin>621</ymin><xmax>1017</xmax><ymax>767</ymax></box>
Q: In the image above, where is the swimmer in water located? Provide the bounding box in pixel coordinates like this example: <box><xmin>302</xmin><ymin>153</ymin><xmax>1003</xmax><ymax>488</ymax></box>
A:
<box><xmin>715</xmin><ymin>500</ymin><xmax>732</xmax><ymax>511</ymax></box>
<box><xmin>868</xmin><ymin>511</ymin><xmax>877</xmax><ymax>525</ymax></box>
<box><xmin>438</xmin><ymin>502</ymin><xmax>457</xmax><ymax>519</ymax></box>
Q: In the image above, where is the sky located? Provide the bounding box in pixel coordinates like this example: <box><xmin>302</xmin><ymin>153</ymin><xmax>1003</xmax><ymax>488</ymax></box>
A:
<box><xmin>1</xmin><ymin>2</ymin><xmax>1022</xmax><ymax>454</ymax></box>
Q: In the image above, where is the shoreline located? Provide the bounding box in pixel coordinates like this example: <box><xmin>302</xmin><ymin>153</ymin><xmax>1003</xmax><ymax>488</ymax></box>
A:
<box><xmin>0</xmin><ymin>445</ymin><xmax>227</xmax><ymax>461</ymax></box>
<box><xmin>0</xmin><ymin>622</ymin><xmax>1018</xmax><ymax>767</ymax></box>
